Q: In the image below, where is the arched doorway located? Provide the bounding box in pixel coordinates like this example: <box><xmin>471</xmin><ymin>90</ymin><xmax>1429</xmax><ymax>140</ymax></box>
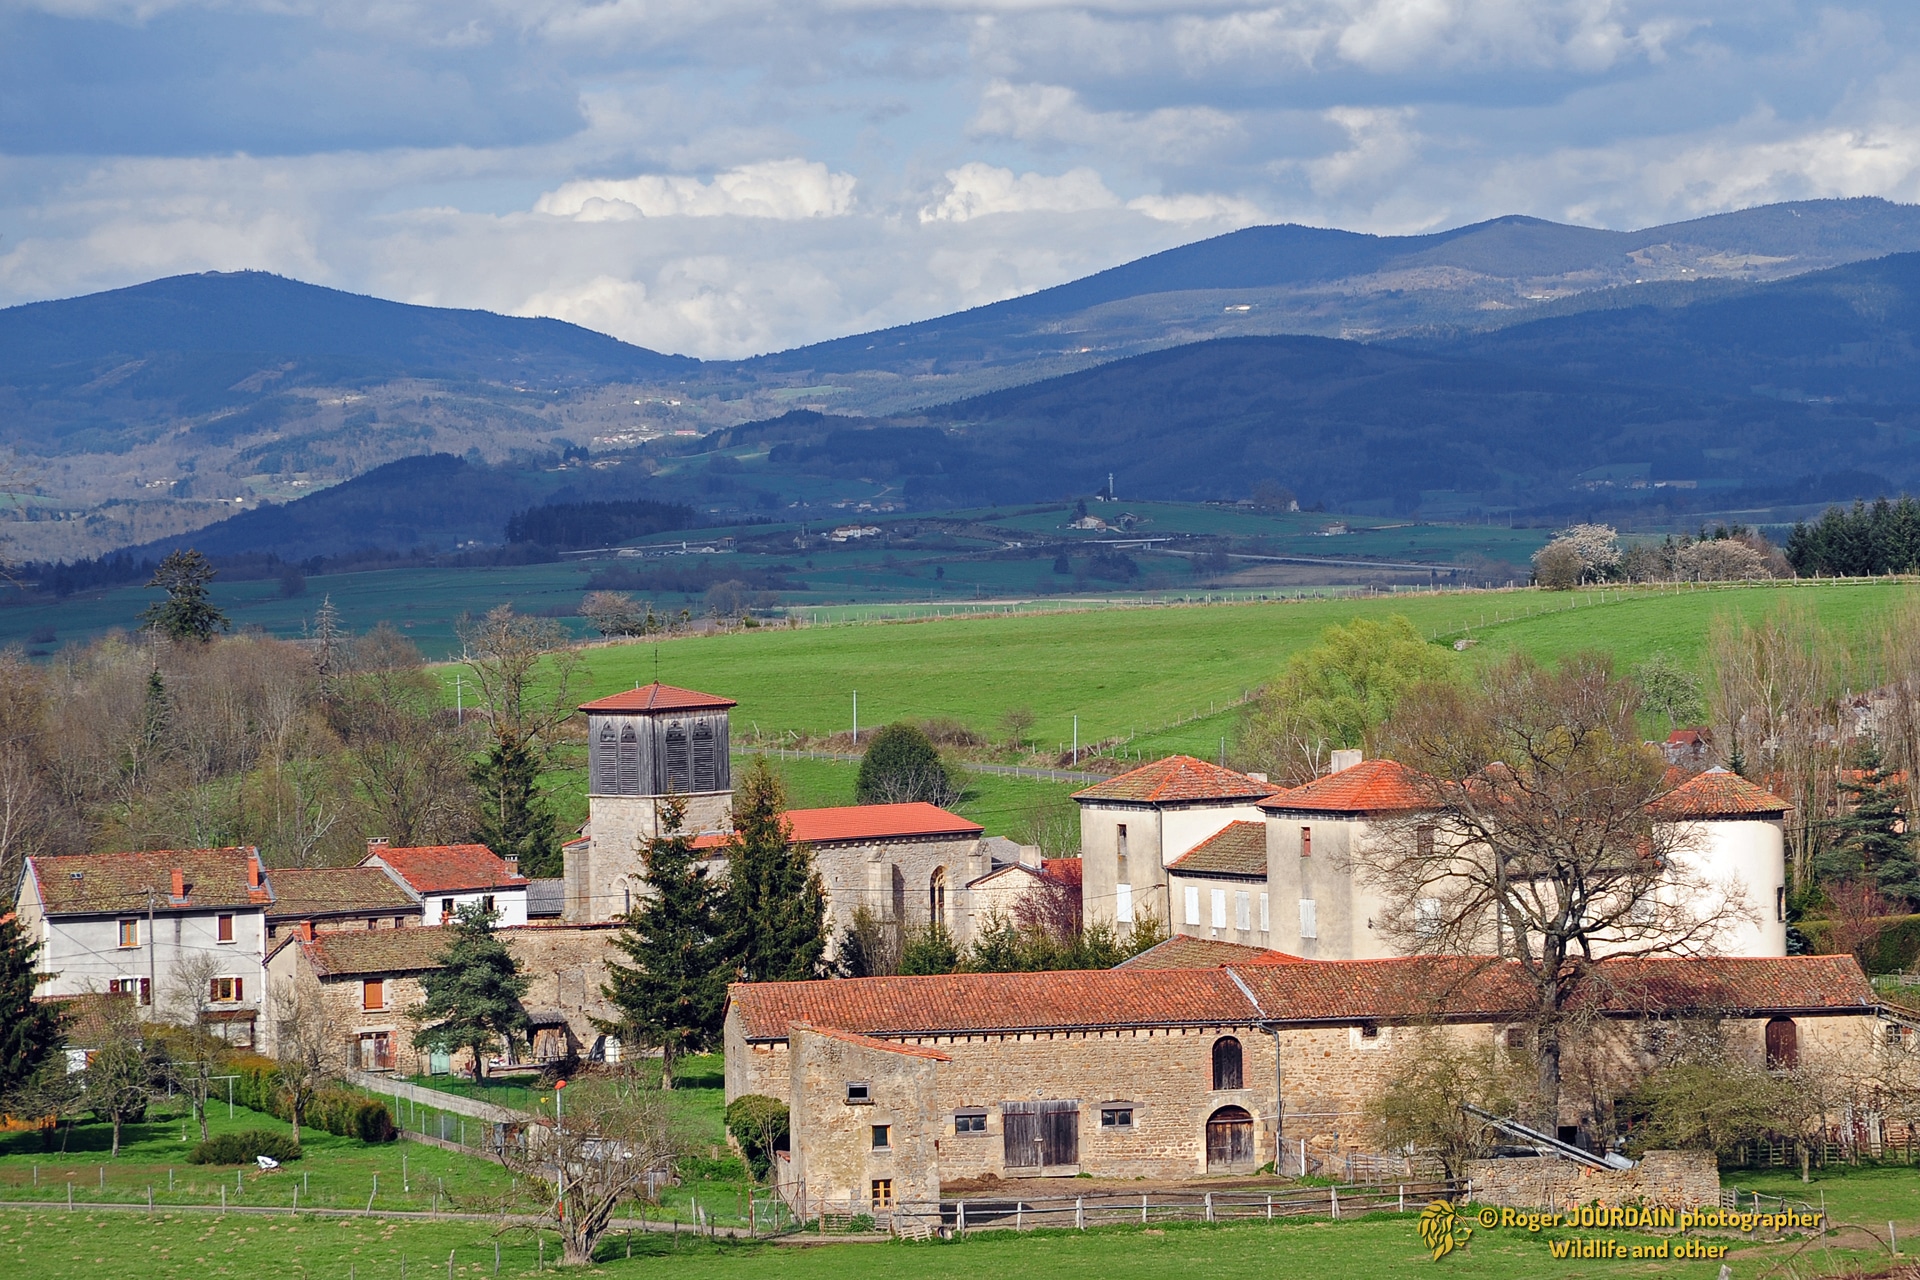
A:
<box><xmin>1212</xmin><ymin>1036</ymin><xmax>1243</xmax><ymax>1090</ymax></box>
<box><xmin>1206</xmin><ymin>1106</ymin><xmax>1255</xmax><ymax>1170</ymax></box>
<box><xmin>1765</xmin><ymin>1017</ymin><xmax>1799</xmax><ymax>1070</ymax></box>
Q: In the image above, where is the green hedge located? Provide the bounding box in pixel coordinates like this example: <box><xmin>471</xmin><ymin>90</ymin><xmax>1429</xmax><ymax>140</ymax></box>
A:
<box><xmin>724</xmin><ymin>1095</ymin><xmax>789</xmax><ymax>1179</ymax></box>
<box><xmin>1800</xmin><ymin>914</ymin><xmax>1920</xmax><ymax>974</ymax></box>
<box><xmin>228</xmin><ymin>1056</ymin><xmax>397</xmax><ymax>1143</ymax></box>
<box><xmin>190</xmin><ymin>1129</ymin><xmax>302</xmax><ymax>1165</ymax></box>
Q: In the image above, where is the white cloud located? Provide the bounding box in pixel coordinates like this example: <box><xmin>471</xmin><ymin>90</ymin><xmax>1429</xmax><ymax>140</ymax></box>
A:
<box><xmin>1127</xmin><ymin>192</ymin><xmax>1268</xmax><ymax>224</ymax></box>
<box><xmin>534</xmin><ymin>159</ymin><xmax>858</xmax><ymax>221</ymax></box>
<box><xmin>918</xmin><ymin>163</ymin><xmax>1121</xmax><ymax>222</ymax></box>
<box><xmin>970</xmin><ymin>80</ymin><xmax>1242</xmax><ymax>163</ymax></box>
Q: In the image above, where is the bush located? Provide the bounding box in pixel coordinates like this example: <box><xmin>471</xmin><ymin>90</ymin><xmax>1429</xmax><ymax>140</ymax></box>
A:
<box><xmin>855</xmin><ymin>723</ymin><xmax>957</xmax><ymax>805</ymax></box>
<box><xmin>724</xmin><ymin>1095</ymin><xmax>789</xmax><ymax>1180</ymax></box>
<box><xmin>224</xmin><ymin>1055</ymin><xmax>397</xmax><ymax>1142</ymax></box>
<box><xmin>189</xmin><ymin>1129</ymin><xmax>302</xmax><ymax>1165</ymax></box>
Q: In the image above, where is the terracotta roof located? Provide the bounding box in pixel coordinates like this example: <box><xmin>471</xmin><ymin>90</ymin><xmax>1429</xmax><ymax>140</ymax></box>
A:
<box><xmin>1115</xmin><ymin>936</ymin><xmax>1308</xmax><ymax>970</ymax></box>
<box><xmin>1074</xmin><ymin>755</ymin><xmax>1280</xmax><ymax>805</ymax></box>
<box><xmin>1168</xmin><ymin>821</ymin><xmax>1268</xmax><ymax>877</ymax></box>
<box><xmin>578</xmin><ymin>682</ymin><xmax>737</xmax><ymax>713</ymax></box>
<box><xmin>267</xmin><ymin>867</ymin><xmax>419</xmax><ymax>919</ymax></box>
<box><xmin>363</xmin><ymin>844</ymin><xmax>528</xmax><ymax>894</ymax></box>
<box><xmin>1650</xmin><ymin>768</ymin><xmax>1790</xmax><ymax>819</ymax></box>
<box><xmin>302</xmin><ymin>927</ymin><xmax>452</xmax><ymax>978</ymax></box>
<box><xmin>729</xmin><ymin>968</ymin><xmax>1259</xmax><ymax>1040</ymax></box>
<box><xmin>729</xmin><ymin>954</ymin><xmax>1873</xmax><ymax>1040</ymax></box>
<box><xmin>28</xmin><ymin>847</ymin><xmax>267</xmax><ymax>916</ymax></box>
<box><xmin>1258</xmin><ymin>759</ymin><xmax>1434</xmax><ymax>815</ymax></box>
<box><xmin>1041</xmin><ymin>858</ymin><xmax>1082</xmax><ymax>887</ymax></box>
<box><xmin>1231</xmin><ymin>954</ymin><xmax>1874</xmax><ymax>1025</ymax></box>
<box><xmin>792</xmin><ymin>1022</ymin><xmax>952</xmax><ymax>1061</ymax></box>
<box><xmin>695</xmin><ymin>803</ymin><xmax>982</xmax><ymax>850</ymax></box>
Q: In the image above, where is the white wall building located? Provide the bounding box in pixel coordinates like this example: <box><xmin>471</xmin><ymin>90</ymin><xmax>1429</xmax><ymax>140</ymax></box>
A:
<box><xmin>361</xmin><ymin>841</ymin><xmax>530</xmax><ymax>927</ymax></box>
<box><xmin>15</xmin><ymin>846</ymin><xmax>272</xmax><ymax>1046</ymax></box>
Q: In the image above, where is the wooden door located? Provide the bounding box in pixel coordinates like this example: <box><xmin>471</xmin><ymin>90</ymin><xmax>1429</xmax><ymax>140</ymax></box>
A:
<box><xmin>1206</xmin><ymin>1106</ymin><xmax>1254</xmax><ymax>1169</ymax></box>
<box><xmin>1002</xmin><ymin>1100</ymin><xmax>1079</xmax><ymax>1169</ymax></box>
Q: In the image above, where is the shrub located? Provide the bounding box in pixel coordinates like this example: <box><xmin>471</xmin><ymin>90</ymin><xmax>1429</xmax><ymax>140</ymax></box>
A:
<box><xmin>855</xmin><ymin>723</ymin><xmax>957</xmax><ymax>805</ymax></box>
<box><xmin>222</xmin><ymin>1055</ymin><xmax>397</xmax><ymax>1142</ymax></box>
<box><xmin>724</xmin><ymin>1095</ymin><xmax>789</xmax><ymax>1180</ymax></box>
<box><xmin>189</xmin><ymin>1129</ymin><xmax>302</xmax><ymax>1165</ymax></box>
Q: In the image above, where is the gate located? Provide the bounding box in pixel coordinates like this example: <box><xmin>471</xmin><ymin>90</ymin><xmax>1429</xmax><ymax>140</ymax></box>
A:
<box><xmin>1003</xmin><ymin>1100</ymin><xmax>1080</xmax><ymax>1171</ymax></box>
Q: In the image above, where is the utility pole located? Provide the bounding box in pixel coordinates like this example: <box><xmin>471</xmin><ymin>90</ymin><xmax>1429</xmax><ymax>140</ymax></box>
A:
<box><xmin>454</xmin><ymin>674</ymin><xmax>463</xmax><ymax>726</ymax></box>
<box><xmin>852</xmin><ymin>691</ymin><xmax>858</xmax><ymax>747</ymax></box>
<box><xmin>146</xmin><ymin>889</ymin><xmax>157</xmax><ymax>1012</ymax></box>
<box><xmin>1073</xmin><ymin>715</ymin><xmax>1078</xmax><ymax>766</ymax></box>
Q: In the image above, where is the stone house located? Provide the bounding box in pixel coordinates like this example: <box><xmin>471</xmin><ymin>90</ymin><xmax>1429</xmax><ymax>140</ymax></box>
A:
<box><xmin>725</xmin><ymin>954</ymin><xmax>1881</xmax><ymax>1206</ymax></box>
<box><xmin>15</xmin><ymin>846</ymin><xmax>272</xmax><ymax>1046</ymax></box>
<box><xmin>1083</xmin><ymin>754</ymin><xmax>1793</xmax><ymax>960</ymax></box>
<box><xmin>1073</xmin><ymin>757</ymin><xmax>1280</xmax><ymax>933</ymax></box>
<box><xmin>266</xmin><ymin>866</ymin><xmax>423</xmax><ymax>942</ymax></box>
<box><xmin>361</xmin><ymin>841</ymin><xmax>530</xmax><ymax>927</ymax></box>
<box><xmin>264</xmin><ymin>923</ymin><xmax>624</xmax><ymax>1074</ymax></box>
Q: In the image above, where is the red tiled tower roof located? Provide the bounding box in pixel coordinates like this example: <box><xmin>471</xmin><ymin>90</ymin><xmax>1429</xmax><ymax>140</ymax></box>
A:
<box><xmin>1258</xmin><ymin>758</ymin><xmax>1434</xmax><ymax>815</ymax></box>
<box><xmin>1650</xmin><ymin>767</ymin><xmax>1790</xmax><ymax>819</ymax></box>
<box><xmin>578</xmin><ymin>682</ymin><xmax>737</xmax><ymax>713</ymax></box>
<box><xmin>1074</xmin><ymin>755</ymin><xmax>1279</xmax><ymax>805</ymax></box>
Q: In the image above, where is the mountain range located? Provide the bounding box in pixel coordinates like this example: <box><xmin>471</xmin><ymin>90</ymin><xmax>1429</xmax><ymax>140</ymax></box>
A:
<box><xmin>6</xmin><ymin>196</ymin><xmax>1920</xmax><ymax>563</ymax></box>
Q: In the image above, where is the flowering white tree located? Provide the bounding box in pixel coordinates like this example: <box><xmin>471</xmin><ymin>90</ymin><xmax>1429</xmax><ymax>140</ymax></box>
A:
<box><xmin>1531</xmin><ymin>523</ymin><xmax>1621</xmax><ymax>586</ymax></box>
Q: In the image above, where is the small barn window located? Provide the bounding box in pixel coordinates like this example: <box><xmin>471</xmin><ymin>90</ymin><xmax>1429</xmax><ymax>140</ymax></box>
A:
<box><xmin>846</xmin><ymin>1082</ymin><xmax>872</xmax><ymax>1105</ymax></box>
<box><xmin>1212</xmin><ymin>1036</ymin><xmax>1243</xmax><ymax>1090</ymax></box>
<box><xmin>870</xmin><ymin>1179</ymin><xmax>893</xmax><ymax>1209</ymax></box>
<box><xmin>1765</xmin><ymin>1017</ymin><xmax>1799</xmax><ymax>1070</ymax></box>
<box><xmin>1100</xmin><ymin>1105</ymin><xmax>1135</xmax><ymax>1130</ymax></box>
<box><xmin>871</xmin><ymin>1124</ymin><xmax>891</xmax><ymax>1150</ymax></box>
<box><xmin>954</xmin><ymin>1109</ymin><xmax>987</xmax><ymax>1133</ymax></box>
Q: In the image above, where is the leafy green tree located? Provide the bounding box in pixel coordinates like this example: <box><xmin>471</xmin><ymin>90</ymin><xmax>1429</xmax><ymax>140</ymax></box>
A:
<box><xmin>599</xmin><ymin>799</ymin><xmax>728</xmax><ymax>1087</ymax></box>
<box><xmin>1239</xmin><ymin>614</ymin><xmax>1452</xmax><ymax>782</ymax></box>
<box><xmin>1633</xmin><ymin>652</ymin><xmax>1704</xmax><ymax>731</ymax></box>
<box><xmin>1827</xmin><ymin>740</ymin><xmax>1920</xmax><ymax>905</ymax></box>
<box><xmin>0</xmin><ymin>916</ymin><xmax>63</xmax><ymax>1097</ymax></box>
<box><xmin>1366</xmin><ymin>1031</ymin><xmax>1532</xmax><ymax>1179</ymax></box>
<box><xmin>410</xmin><ymin>903</ymin><xmax>530</xmax><ymax>1082</ymax></box>
<box><xmin>723</xmin><ymin>757</ymin><xmax>829</xmax><ymax>982</ymax></box>
<box><xmin>855</xmin><ymin>722</ymin><xmax>959</xmax><ymax>805</ymax></box>
<box><xmin>471</xmin><ymin>735</ymin><xmax>563</xmax><ymax>877</ymax></box>
<box><xmin>139</xmin><ymin>549</ymin><xmax>230</xmax><ymax>641</ymax></box>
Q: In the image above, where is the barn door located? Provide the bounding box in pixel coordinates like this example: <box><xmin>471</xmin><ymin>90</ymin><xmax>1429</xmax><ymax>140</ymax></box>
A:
<box><xmin>1002</xmin><ymin>1100</ymin><xmax>1080</xmax><ymax>1170</ymax></box>
<box><xmin>1206</xmin><ymin>1106</ymin><xmax>1254</xmax><ymax>1169</ymax></box>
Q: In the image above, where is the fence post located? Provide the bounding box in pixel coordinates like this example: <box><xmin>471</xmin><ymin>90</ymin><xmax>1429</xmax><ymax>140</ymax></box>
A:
<box><xmin>1398</xmin><ymin>1185</ymin><xmax>1404</xmax><ymax>1213</ymax></box>
<box><xmin>1331</xmin><ymin>1186</ymin><xmax>1339</xmax><ymax>1220</ymax></box>
<box><xmin>1142</xmin><ymin>1193</ymin><xmax>1148</xmax><ymax>1225</ymax></box>
<box><xmin>1266</xmin><ymin>1194</ymin><xmax>1272</xmax><ymax>1221</ymax></box>
<box><xmin>958</xmin><ymin>1200</ymin><xmax>966</xmax><ymax>1237</ymax></box>
<box><xmin>1205</xmin><ymin>1192</ymin><xmax>1213</xmax><ymax>1223</ymax></box>
<box><xmin>1016</xmin><ymin>1202</ymin><xmax>1024</xmax><ymax>1231</ymax></box>
<box><xmin>1077</xmin><ymin>1197</ymin><xmax>1084</xmax><ymax>1231</ymax></box>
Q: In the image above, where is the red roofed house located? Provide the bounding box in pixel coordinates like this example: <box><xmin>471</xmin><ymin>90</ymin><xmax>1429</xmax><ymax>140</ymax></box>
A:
<box><xmin>14</xmin><ymin>847</ymin><xmax>273</xmax><ymax>1046</ymax></box>
<box><xmin>726</xmin><ymin>954</ymin><xmax>1883</xmax><ymax>1209</ymax></box>
<box><xmin>1073</xmin><ymin>755</ymin><xmax>1282</xmax><ymax>936</ymax></box>
<box><xmin>566</xmin><ymin>682</ymin><xmax>1009</xmax><ymax>959</ymax></box>
<box><xmin>361</xmin><ymin>840</ymin><xmax>530</xmax><ymax>927</ymax></box>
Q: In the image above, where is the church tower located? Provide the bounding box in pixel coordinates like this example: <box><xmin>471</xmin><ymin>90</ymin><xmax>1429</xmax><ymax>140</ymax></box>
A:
<box><xmin>566</xmin><ymin>682</ymin><xmax>737</xmax><ymax>922</ymax></box>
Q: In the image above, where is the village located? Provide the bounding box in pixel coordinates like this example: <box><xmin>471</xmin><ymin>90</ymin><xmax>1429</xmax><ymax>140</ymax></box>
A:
<box><xmin>11</xmin><ymin>668</ymin><xmax>1912</xmax><ymax>1254</ymax></box>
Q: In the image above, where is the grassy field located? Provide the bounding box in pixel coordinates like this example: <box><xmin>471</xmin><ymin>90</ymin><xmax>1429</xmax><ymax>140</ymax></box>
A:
<box><xmin>548</xmin><ymin>580</ymin><xmax>1917</xmax><ymax>763</ymax></box>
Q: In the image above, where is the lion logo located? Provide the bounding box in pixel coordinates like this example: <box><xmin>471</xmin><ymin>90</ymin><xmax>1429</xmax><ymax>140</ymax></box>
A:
<box><xmin>1416</xmin><ymin>1200</ymin><xmax>1473</xmax><ymax>1261</ymax></box>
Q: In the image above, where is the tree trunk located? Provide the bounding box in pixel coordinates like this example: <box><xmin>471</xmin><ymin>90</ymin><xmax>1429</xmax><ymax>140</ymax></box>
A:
<box><xmin>111</xmin><ymin>1113</ymin><xmax>122</xmax><ymax>1157</ymax></box>
<box><xmin>661</xmin><ymin>1043</ymin><xmax>677</xmax><ymax>1091</ymax></box>
<box><xmin>1799</xmin><ymin>1140</ymin><xmax>1810</xmax><ymax>1184</ymax></box>
<box><xmin>475</xmin><ymin>1041</ymin><xmax>489</xmax><ymax>1081</ymax></box>
<box><xmin>196</xmin><ymin>1088</ymin><xmax>208</xmax><ymax>1141</ymax></box>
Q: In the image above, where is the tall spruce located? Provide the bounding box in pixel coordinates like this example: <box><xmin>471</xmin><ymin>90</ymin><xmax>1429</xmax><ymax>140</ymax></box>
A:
<box><xmin>410</xmin><ymin>903</ymin><xmax>530</xmax><ymax>1081</ymax></box>
<box><xmin>471</xmin><ymin>735</ymin><xmax>563</xmax><ymax>877</ymax></box>
<box><xmin>724</xmin><ymin>757</ymin><xmax>829</xmax><ymax>982</ymax></box>
<box><xmin>599</xmin><ymin>798</ymin><xmax>727</xmax><ymax>1087</ymax></box>
<box><xmin>1830</xmin><ymin>740</ymin><xmax>1920</xmax><ymax>905</ymax></box>
<box><xmin>138</xmin><ymin>548</ymin><xmax>230</xmax><ymax>641</ymax></box>
<box><xmin>0</xmin><ymin>916</ymin><xmax>63</xmax><ymax>1097</ymax></box>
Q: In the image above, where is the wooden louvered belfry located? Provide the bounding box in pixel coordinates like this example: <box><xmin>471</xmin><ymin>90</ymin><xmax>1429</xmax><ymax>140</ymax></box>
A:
<box><xmin>581</xmin><ymin>683</ymin><xmax>734</xmax><ymax>799</ymax></box>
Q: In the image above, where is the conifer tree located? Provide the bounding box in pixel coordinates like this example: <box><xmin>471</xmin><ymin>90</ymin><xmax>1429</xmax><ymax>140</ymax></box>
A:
<box><xmin>471</xmin><ymin>735</ymin><xmax>563</xmax><ymax>877</ymax></box>
<box><xmin>723</xmin><ymin>757</ymin><xmax>829</xmax><ymax>982</ymax></box>
<box><xmin>139</xmin><ymin>548</ymin><xmax>230</xmax><ymax>641</ymax></box>
<box><xmin>599</xmin><ymin>799</ymin><xmax>727</xmax><ymax>1087</ymax></box>
<box><xmin>1830</xmin><ymin>740</ymin><xmax>1920</xmax><ymax>906</ymax></box>
<box><xmin>411</xmin><ymin>903</ymin><xmax>530</xmax><ymax>1081</ymax></box>
<box><xmin>0</xmin><ymin>916</ymin><xmax>63</xmax><ymax>1097</ymax></box>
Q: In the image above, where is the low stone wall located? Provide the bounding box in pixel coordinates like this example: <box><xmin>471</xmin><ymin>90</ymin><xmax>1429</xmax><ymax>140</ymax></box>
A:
<box><xmin>1466</xmin><ymin>1151</ymin><xmax>1719</xmax><ymax>1211</ymax></box>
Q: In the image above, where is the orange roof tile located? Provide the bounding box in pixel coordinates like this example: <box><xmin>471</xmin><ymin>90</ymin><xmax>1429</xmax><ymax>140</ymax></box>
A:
<box><xmin>1074</xmin><ymin>755</ymin><xmax>1280</xmax><ymax>805</ymax></box>
<box><xmin>579</xmin><ymin>682</ymin><xmax>737</xmax><ymax>713</ymax></box>
<box><xmin>29</xmin><ymin>847</ymin><xmax>266</xmax><ymax>916</ymax></box>
<box><xmin>1041</xmin><ymin>858</ymin><xmax>1082</xmax><ymax>887</ymax></box>
<box><xmin>792</xmin><ymin>1023</ymin><xmax>952</xmax><ymax>1061</ymax></box>
<box><xmin>1650</xmin><ymin>767</ymin><xmax>1790</xmax><ymax>819</ymax></box>
<box><xmin>1258</xmin><ymin>758</ymin><xmax>1435</xmax><ymax>815</ymax></box>
<box><xmin>1168</xmin><ymin>821</ymin><xmax>1268</xmax><ymax>877</ymax></box>
<box><xmin>695</xmin><ymin>803</ymin><xmax>982</xmax><ymax>850</ymax></box>
<box><xmin>1115</xmin><ymin>936</ymin><xmax>1308</xmax><ymax>970</ymax></box>
<box><xmin>362</xmin><ymin>844</ymin><xmax>528</xmax><ymax>895</ymax></box>
<box><xmin>730</xmin><ymin>954</ymin><xmax>1872</xmax><ymax>1039</ymax></box>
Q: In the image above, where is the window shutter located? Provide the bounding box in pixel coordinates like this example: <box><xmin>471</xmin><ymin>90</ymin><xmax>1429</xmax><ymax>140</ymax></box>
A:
<box><xmin>1299</xmin><ymin>899</ymin><xmax>1317</xmax><ymax>939</ymax></box>
<box><xmin>1210</xmin><ymin>888</ymin><xmax>1227</xmax><ymax>929</ymax></box>
<box><xmin>1184</xmin><ymin>886</ymin><xmax>1200</xmax><ymax>926</ymax></box>
<box><xmin>209</xmin><ymin>977</ymin><xmax>219</xmax><ymax>1000</ymax></box>
<box><xmin>692</xmin><ymin>719</ymin><xmax>716</xmax><ymax>791</ymax></box>
<box><xmin>234</xmin><ymin>977</ymin><xmax>243</xmax><ymax>1001</ymax></box>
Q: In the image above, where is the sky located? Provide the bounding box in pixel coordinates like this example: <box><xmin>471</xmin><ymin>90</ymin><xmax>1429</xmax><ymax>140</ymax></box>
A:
<box><xmin>3</xmin><ymin>1</ymin><xmax>1920</xmax><ymax>359</ymax></box>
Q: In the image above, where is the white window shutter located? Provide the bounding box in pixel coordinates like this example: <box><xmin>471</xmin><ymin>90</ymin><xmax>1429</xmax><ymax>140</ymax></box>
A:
<box><xmin>1259</xmin><ymin>893</ymin><xmax>1270</xmax><ymax>933</ymax></box>
<box><xmin>1184</xmin><ymin>886</ymin><xmax>1200</xmax><ymax>926</ymax></box>
<box><xmin>1210</xmin><ymin>888</ymin><xmax>1227</xmax><ymax>929</ymax></box>
<box><xmin>1299</xmin><ymin>899</ymin><xmax>1317</xmax><ymax>940</ymax></box>
<box><xmin>1116</xmin><ymin>883</ymin><xmax>1133</xmax><ymax>924</ymax></box>
<box><xmin>1234</xmin><ymin>891</ymin><xmax>1250</xmax><ymax>931</ymax></box>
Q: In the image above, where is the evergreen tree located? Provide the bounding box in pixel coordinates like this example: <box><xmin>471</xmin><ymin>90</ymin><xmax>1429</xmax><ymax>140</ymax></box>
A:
<box><xmin>599</xmin><ymin>799</ymin><xmax>727</xmax><ymax>1087</ymax></box>
<box><xmin>855</xmin><ymin>722</ymin><xmax>956</xmax><ymax>805</ymax></box>
<box><xmin>471</xmin><ymin>734</ymin><xmax>563</xmax><ymax>877</ymax></box>
<box><xmin>0</xmin><ymin>916</ymin><xmax>63</xmax><ymax>1098</ymax></box>
<box><xmin>1830</xmin><ymin>741</ymin><xmax>1920</xmax><ymax>906</ymax></box>
<box><xmin>138</xmin><ymin>549</ymin><xmax>230</xmax><ymax>641</ymax></box>
<box><xmin>410</xmin><ymin>903</ymin><xmax>530</xmax><ymax>1081</ymax></box>
<box><xmin>723</xmin><ymin>757</ymin><xmax>829</xmax><ymax>982</ymax></box>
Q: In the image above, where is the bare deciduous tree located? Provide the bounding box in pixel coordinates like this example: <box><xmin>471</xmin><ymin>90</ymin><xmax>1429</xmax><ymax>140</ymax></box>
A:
<box><xmin>456</xmin><ymin>605</ymin><xmax>581</xmax><ymax>758</ymax></box>
<box><xmin>1367</xmin><ymin>653</ymin><xmax>1749</xmax><ymax>1122</ymax></box>
<box><xmin>162</xmin><ymin>950</ymin><xmax>230</xmax><ymax>1140</ymax></box>
<box><xmin>496</xmin><ymin>1073</ymin><xmax>680</xmax><ymax>1265</ymax></box>
<box><xmin>270</xmin><ymin>977</ymin><xmax>342</xmax><ymax>1139</ymax></box>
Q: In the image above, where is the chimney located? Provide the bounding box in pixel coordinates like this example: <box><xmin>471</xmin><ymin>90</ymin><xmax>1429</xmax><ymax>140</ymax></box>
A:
<box><xmin>1329</xmin><ymin>748</ymin><xmax>1363</xmax><ymax>774</ymax></box>
<box><xmin>170</xmin><ymin>868</ymin><xmax>185</xmax><ymax>901</ymax></box>
<box><xmin>1247</xmin><ymin>772</ymin><xmax>1268</xmax><ymax>784</ymax></box>
<box><xmin>247</xmin><ymin>854</ymin><xmax>261</xmax><ymax>890</ymax></box>
<box><xmin>299</xmin><ymin>921</ymin><xmax>315</xmax><ymax>942</ymax></box>
<box><xmin>367</xmin><ymin>837</ymin><xmax>390</xmax><ymax>853</ymax></box>
<box><xmin>503</xmin><ymin>854</ymin><xmax>519</xmax><ymax>872</ymax></box>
